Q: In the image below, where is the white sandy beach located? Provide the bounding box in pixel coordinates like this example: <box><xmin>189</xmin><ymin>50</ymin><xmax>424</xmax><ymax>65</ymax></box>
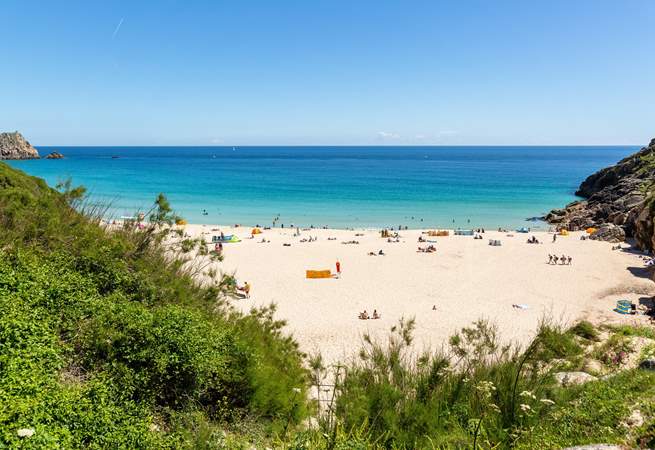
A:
<box><xmin>185</xmin><ymin>225</ymin><xmax>655</xmax><ymax>364</ymax></box>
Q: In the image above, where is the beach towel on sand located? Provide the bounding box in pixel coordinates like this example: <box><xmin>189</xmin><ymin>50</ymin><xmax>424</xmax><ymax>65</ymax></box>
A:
<box><xmin>306</xmin><ymin>270</ymin><xmax>332</xmax><ymax>279</ymax></box>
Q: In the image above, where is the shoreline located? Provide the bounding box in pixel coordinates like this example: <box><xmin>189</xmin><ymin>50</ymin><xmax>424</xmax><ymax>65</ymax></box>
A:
<box><xmin>181</xmin><ymin>224</ymin><xmax>654</xmax><ymax>364</ymax></box>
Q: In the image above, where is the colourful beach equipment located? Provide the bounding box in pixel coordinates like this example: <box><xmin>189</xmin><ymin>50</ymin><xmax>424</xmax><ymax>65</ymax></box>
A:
<box><xmin>516</xmin><ymin>227</ymin><xmax>529</xmax><ymax>233</ymax></box>
<box><xmin>614</xmin><ymin>299</ymin><xmax>632</xmax><ymax>315</ymax></box>
<box><xmin>559</xmin><ymin>229</ymin><xmax>569</xmax><ymax>236</ymax></box>
<box><xmin>586</xmin><ymin>227</ymin><xmax>597</xmax><ymax>234</ymax></box>
<box><xmin>251</xmin><ymin>228</ymin><xmax>262</xmax><ymax>235</ymax></box>
<box><xmin>306</xmin><ymin>270</ymin><xmax>332</xmax><ymax>279</ymax></box>
<box><xmin>454</xmin><ymin>229</ymin><xmax>474</xmax><ymax>236</ymax></box>
<box><xmin>212</xmin><ymin>235</ymin><xmax>241</xmax><ymax>243</ymax></box>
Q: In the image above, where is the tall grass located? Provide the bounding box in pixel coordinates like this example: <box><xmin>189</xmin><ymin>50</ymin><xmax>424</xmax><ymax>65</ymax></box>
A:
<box><xmin>305</xmin><ymin>318</ymin><xmax>579</xmax><ymax>449</ymax></box>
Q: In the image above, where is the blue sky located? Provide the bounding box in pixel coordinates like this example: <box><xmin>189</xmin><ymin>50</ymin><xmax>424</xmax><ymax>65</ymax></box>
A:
<box><xmin>1</xmin><ymin>0</ymin><xmax>653</xmax><ymax>146</ymax></box>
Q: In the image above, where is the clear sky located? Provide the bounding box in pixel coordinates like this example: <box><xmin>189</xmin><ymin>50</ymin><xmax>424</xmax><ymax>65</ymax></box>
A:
<box><xmin>1</xmin><ymin>0</ymin><xmax>654</xmax><ymax>146</ymax></box>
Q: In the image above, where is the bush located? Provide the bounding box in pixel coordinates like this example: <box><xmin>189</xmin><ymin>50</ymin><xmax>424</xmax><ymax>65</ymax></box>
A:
<box><xmin>570</xmin><ymin>321</ymin><xmax>600</xmax><ymax>341</ymax></box>
<box><xmin>329</xmin><ymin>319</ymin><xmax>560</xmax><ymax>448</ymax></box>
<box><xmin>0</xmin><ymin>162</ymin><xmax>309</xmax><ymax>447</ymax></box>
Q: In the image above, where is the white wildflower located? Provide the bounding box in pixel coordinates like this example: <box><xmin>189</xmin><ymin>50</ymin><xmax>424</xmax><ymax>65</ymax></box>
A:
<box><xmin>519</xmin><ymin>390</ymin><xmax>536</xmax><ymax>400</ymax></box>
<box><xmin>17</xmin><ymin>428</ymin><xmax>35</xmax><ymax>438</ymax></box>
<box><xmin>519</xmin><ymin>403</ymin><xmax>531</xmax><ymax>412</ymax></box>
<box><xmin>540</xmin><ymin>398</ymin><xmax>555</xmax><ymax>406</ymax></box>
<box><xmin>489</xmin><ymin>403</ymin><xmax>501</xmax><ymax>413</ymax></box>
<box><xmin>292</xmin><ymin>388</ymin><xmax>301</xmax><ymax>394</ymax></box>
<box><xmin>476</xmin><ymin>380</ymin><xmax>496</xmax><ymax>392</ymax></box>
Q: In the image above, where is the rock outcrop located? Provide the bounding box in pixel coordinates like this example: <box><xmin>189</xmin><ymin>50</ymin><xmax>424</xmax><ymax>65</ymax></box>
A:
<box><xmin>0</xmin><ymin>132</ymin><xmax>40</xmax><ymax>160</ymax></box>
<box><xmin>554</xmin><ymin>371</ymin><xmax>597</xmax><ymax>386</ymax></box>
<box><xmin>45</xmin><ymin>151</ymin><xmax>64</xmax><ymax>159</ymax></box>
<box><xmin>546</xmin><ymin>137</ymin><xmax>655</xmax><ymax>250</ymax></box>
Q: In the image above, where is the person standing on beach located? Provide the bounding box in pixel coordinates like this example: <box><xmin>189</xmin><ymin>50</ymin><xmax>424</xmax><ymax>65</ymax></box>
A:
<box><xmin>553</xmin><ymin>233</ymin><xmax>557</xmax><ymax>243</ymax></box>
<box><xmin>336</xmin><ymin>260</ymin><xmax>341</xmax><ymax>278</ymax></box>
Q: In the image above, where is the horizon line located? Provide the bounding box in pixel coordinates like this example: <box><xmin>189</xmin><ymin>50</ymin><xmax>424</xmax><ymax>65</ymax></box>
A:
<box><xmin>33</xmin><ymin>143</ymin><xmax>644</xmax><ymax>148</ymax></box>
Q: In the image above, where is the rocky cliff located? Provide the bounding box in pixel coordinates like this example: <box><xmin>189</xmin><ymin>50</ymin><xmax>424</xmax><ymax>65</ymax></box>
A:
<box><xmin>546</xmin><ymin>137</ymin><xmax>655</xmax><ymax>250</ymax></box>
<box><xmin>0</xmin><ymin>132</ymin><xmax>40</xmax><ymax>160</ymax></box>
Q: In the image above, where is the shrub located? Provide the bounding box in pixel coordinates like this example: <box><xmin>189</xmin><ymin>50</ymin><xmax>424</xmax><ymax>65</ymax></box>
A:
<box><xmin>570</xmin><ymin>320</ymin><xmax>600</xmax><ymax>341</ymax></box>
<box><xmin>331</xmin><ymin>319</ymin><xmax>560</xmax><ymax>448</ymax></box>
<box><xmin>0</xmin><ymin>162</ymin><xmax>310</xmax><ymax>446</ymax></box>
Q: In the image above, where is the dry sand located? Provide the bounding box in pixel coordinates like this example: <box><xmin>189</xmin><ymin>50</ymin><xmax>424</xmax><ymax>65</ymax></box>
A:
<box><xmin>185</xmin><ymin>225</ymin><xmax>655</xmax><ymax>364</ymax></box>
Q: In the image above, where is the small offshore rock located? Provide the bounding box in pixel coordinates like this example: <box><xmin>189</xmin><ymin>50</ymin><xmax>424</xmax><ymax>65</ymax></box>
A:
<box><xmin>45</xmin><ymin>151</ymin><xmax>64</xmax><ymax>159</ymax></box>
<box><xmin>639</xmin><ymin>358</ymin><xmax>655</xmax><ymax>371</ymax></box>
<box><xmin>554</xmin><ymin>371</ymin><xmax>597</xmax><ymax>386</ymax></box>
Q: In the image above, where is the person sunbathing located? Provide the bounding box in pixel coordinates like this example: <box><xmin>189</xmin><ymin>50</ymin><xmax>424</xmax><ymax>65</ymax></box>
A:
<box><xmin>378</xmin><ymin>249</ymin><xmax>385</xmax><ymax>255</ymax></box>
<box><xmin>372</xmin><ymin>310</ymin><xmax>381</xmax><ymax>319</ymax></box>
<box><xmin>237</xmin><ymin>282</ymin><xmax>251</xmax><ymax>298</ymax></box>
<box><xmin>358</xmin><ymin>310</ymin><xmax>369</xmax><ymax>320</ymax></box>
<box><xmin>368</xmin><ymin>251</ymin><xmax>377</xmax><ymax>256</ymax></box>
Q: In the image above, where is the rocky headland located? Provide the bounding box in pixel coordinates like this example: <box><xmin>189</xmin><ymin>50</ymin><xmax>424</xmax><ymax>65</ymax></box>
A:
<box><xmin>546</xmin><ymin>137</ymin><xmax>655</xmax><ymax>250</ymax></box>
<box><xmin>0</xmin><ymin>132</ymin><xmax>40</xmax><ymax>160</ymax></box>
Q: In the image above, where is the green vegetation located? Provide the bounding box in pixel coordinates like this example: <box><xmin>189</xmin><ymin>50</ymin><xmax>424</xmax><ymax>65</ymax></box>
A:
<box><xmin>1</xmin><ymin>161</ymin><xmax>655</xmax><ymax>449</ymax></box>
<box><xmin>570</xmin><ymin>320</ymin><xmax>601</xmax><ymax>341</ymax></box>
<box><xmin>0</xmin><ymin>162</ymin><xmax>308</xmax><ymax>448</ymax></box>
<box><xmin>515</xmin><ymin>369</ymin><xmax>655</xmax><ymax>449</ymax></box>
<box><xmin>609</xmin><ymin>324</ymin><xmax>655</xmax><ymax>340</ymax></box>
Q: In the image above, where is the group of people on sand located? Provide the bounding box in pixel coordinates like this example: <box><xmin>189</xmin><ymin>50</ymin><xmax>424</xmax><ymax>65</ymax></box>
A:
<box><xmin>300</xmin><ymin>236</ymin><xmax>318</xmax><ymax>242</ymax></box>
<box><xmin>368</xmin><ymin>250</ymin><xmax>385</xmax><ymax>256</ymax></box>
<box><xmin>381</xmin><ymin>229</ymin><xmax>401</xmax><ymax>238</ymax></box>
<box><xmin>548</xmin><ymin>254</ymin><xmax>572</xmax><ymax>265</ymax></box>
<box><xmin>417</xmin><ymin>245</ymin><xmax>436</xmax><ymax>253</ymax></box>
<box><xmin>358</xmin><ymin>309</ymin><xmax>381</xmax><ymax>320</ymax></box>
<box><xmin>527</xmin><ymin>236</ymin><xmax>541</xmax><ymax>244</ymax></box>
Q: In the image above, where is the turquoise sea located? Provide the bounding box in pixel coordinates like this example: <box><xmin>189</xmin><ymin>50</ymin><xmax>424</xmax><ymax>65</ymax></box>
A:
<box><xmin>7</xmin><ymin>146</ymin><xmax>636</xmax><ymax>229</ymax></box>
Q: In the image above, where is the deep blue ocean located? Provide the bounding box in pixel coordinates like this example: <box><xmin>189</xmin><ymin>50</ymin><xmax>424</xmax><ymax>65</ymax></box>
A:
<box><xmin>7</xmin><ymin>146</ymin><xmax>636</xmax><ymax>229</ymax></box>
